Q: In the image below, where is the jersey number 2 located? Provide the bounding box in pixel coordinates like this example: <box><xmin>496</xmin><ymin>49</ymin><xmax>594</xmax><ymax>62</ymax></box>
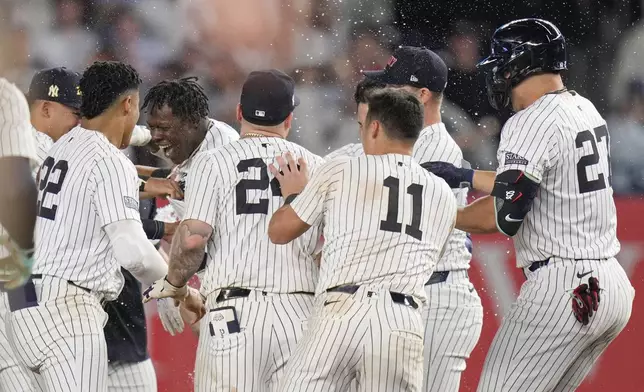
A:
<box><xmin>37</xmin><ymin>157</ymin><xmax>69</xmax><ymax>220</ymax></box>
<box><xmin>576</xmin><ymin>125</ymin><xmax>611</xmax><ymax>194</ymax></box>
<box><xmin>380</xmin><ymin>176</ymin><xmax>424</xmax><ymax>240</ymax></box>
<box><xmin>236</xmin><ymin>158</ymin><xmax>281</xmax><ymax>215</ymax></box>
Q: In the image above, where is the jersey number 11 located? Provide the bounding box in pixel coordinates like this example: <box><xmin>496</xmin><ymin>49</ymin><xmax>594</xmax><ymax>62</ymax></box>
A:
<box><xmin>380</xmin><ymin>176</ymin><xmax>424</xmax><ymax>240</ymax></box>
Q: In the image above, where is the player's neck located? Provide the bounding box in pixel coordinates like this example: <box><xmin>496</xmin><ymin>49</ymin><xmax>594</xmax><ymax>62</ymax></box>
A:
<box><xmin>240</xmin><ymin>127</ymin><xmax>285</xmax><ymax>139</ymax></box>
<box><xmin>512</xmin><ymin>74</ymin><xmax>565</xmax><ymax>111</ymax></box>
<box><xmin>367</xmin><ymin>140</ymin><xmax>413</xmax><ymax>156</ymax></box>
<box><xmin>81</xmin><ymin>115</ymin><xmax>125</xmax><ymax>148</ymax></box>
<box><xmin>423</xmin><ymin>105</ymin><xmax>441</xmax><ymax>128</ymax></box>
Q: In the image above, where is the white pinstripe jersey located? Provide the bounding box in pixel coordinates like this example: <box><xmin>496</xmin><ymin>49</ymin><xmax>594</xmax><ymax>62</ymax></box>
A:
<box><xmin>154</xmin><ymin>118</ymin><xmax>239</xmax><ymax>221</ymax></box>
<box><xmin>183</xmin><ymin>137</ymin><xmax>325</xmax><ymax>295</ymax></box>
<box><xmin>291</xmin><ymin>154</ymin><xmax>457</xmax><ymax>300</ymax></box>
<box><xmin>0</xmin><ymin>78</ymin><xmax>38</xmax><ymax>259</ymax></box>
<box><xmin>33</xmin><ymin>126</ymin><xmax>142</xmax><ymax>299</ymax></box>
<box><xmin>496</xmin><ymin>92</ymin><xmax>620</xmax><ymax>268</ymax></box>
<box><xmin>33</xmin><ymin>127</ymin><xmax>53</xmax><ymax>177</ymax></box>
<box><xmin>324</xmin><ymin>123</ymin><xmax>472</xmax><ymax>271</ymax></box>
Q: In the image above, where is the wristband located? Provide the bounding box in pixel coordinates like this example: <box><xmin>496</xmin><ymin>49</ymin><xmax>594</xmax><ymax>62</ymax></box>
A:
<box><xmin>142</xmin><ymin>219</ymin><xmax>165</xmax><ymax>240</ymax></box>
<box><xmin>139</xmin><ymin>175</ymin><xmax>149</xmax><ymax>192</ymax></box>
<box><xmin>284</xmin><ymin>193</ymin><xmax>299</xmax><ymax>205</ymax></box>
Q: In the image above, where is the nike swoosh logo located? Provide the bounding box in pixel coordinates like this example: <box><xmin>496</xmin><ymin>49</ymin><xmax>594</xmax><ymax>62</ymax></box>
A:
<box><xmin>324</xmin><ymin>300</ymin><xmax>340</xmax><ymax>306</ymax></box>
<box><xmin>505</xmin><ymin>214</ymin><xmax>523</xmax><ymax>223</ymax></box>
<box><xmin>577</xmin><ymin>270</ymin><xmax>594</xmax><ymax>279</ymax></box>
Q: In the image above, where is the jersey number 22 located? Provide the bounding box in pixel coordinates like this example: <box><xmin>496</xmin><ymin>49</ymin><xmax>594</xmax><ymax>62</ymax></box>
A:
<box><xmin>36</xmin><ymin>157</ymin><xmax>69</xmax><ymax>220</ymax></box>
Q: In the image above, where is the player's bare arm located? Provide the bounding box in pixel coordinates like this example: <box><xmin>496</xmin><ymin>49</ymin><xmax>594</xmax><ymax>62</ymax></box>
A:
<box><xmin>139</xmin><ymin>177</ymin><xmax>183</xmax><ymax>200</ymax></box>
<box><xmin>268</xmin><ymin>153</ymin><xmax>312</xmax><ymax>244</ymax></box>
<box><xmin>166</xmin><ymin>219</ymin><xmax>212</xmax><ymax>287</ymax></box>
<box><xmin>0</xmin><ymin>158</ymin><xmax>37</xmax><ymax>250</ymax></box>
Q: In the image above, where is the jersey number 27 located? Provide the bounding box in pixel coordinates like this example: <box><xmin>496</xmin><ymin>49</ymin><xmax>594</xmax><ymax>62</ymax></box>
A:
<box><xmin>36</xmin><ymin>157</ymin><xmax>69</xmax><ymax>220</ymax></box>
<box><xmin>576</xmin><ymin>125</ymin><xmax>611</xmax><ymax>194</ymax></box>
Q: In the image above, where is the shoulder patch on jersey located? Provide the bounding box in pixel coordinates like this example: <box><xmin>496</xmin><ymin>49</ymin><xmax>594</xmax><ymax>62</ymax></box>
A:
<box><xmin>504</xmin><ymin>152</ymin><xmax>529</xmax><ymax>166</ymax></box>
<box><xmin>123</xmin><ymin>196</ymin><xmax>139</xmax><ymax>211</ymax></box>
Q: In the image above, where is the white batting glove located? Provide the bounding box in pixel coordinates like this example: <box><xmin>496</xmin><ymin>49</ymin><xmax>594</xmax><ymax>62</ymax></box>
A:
<box><xmin>142</xmin><ymin>276</ymin><xmax>188</xmax><ymax>303</ymax></box>
<box><xmin>157</xmin><ymin>298</ymin><xmax>185</xmax><ymax>336</ymax></box>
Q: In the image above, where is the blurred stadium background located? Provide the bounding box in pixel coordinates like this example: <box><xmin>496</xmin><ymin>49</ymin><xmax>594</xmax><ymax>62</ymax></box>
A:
<box><xmin>1</xmin><ymin>0</ymin><xmax>643</xmax><ymax>390</ymax></box>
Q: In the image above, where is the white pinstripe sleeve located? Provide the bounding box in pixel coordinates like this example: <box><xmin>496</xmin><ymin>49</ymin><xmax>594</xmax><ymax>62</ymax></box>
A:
<box><xmin>183</xmin><ymin>152</ymin><xmax>219</xmax><ymax>226</ymax></box>
<box><xmin>92</xmin><ymin>156</ymin><xmax>142</xmax><ymax>227</ymax></box>
<box><xmin>290</xmin><ymin>159</ymin><xmax>346</xmax><ymax>226</ymax></box>
<box><xmin>496</xmin><ymin>114</ymin><xmax>558</xmax><ymax>182</ymax></box>
<box><xmin>0</xmin><ymin>79</ymin><xmax>37</xmax><ymax>161</ymax></box>
<box><xmin>324</xmin><ymin>143</ymin><xmax>363</xmax><ymax>161</ymax></box>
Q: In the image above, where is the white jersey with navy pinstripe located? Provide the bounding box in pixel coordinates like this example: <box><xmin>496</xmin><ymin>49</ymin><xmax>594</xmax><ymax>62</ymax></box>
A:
<box><xmin>154</xmin><ymin>118</ymin><xmax>239</xmax><ymax>223</ymax></box>
<box><xmin>496</xmin><ymin>92</ymin><xmax>620</xmax><ymax>268</ymax></box>
<box><xmin>0</xmin><ymin>78</ymin><xmax>38</xmax><ymax>259</ymax></box>
<box><xmin>33</xmin><ymin>125</ymin><xmax>142</xmax><ymax>300</ymax></box>
<box><xmin>325</xmin><ymin>123</ymin><xmax>472</xmax><ymax>272</ymax></box>
<box><xmin>291</xmin><ymin>154</ymin><xmax>457</xmax><ymax>300</ymax></box>
<box><xmin>183</xmin><ymin>137</ymin><xmax>324</xmax><ymax>296</ymax></box>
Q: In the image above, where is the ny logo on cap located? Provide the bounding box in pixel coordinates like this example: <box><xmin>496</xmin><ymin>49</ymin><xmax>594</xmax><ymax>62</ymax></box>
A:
<box><xmin>387</xmin><ymin>56</ymin><xmax>398</xmax><ymax>67</ymax></box>
<box><xmin>76</xmin><ymin>86</ymin><xmax>82</xmax><ymax>96</ymax></box>
<box><xmin>255</xmin><ymin>110</ymin><xmax>266</xmax><ymax>117</ymax></box>
<box><xmin>48</xmin><ymin>85</ymin><xmax>59</xmax><ymax>98</ymax></box>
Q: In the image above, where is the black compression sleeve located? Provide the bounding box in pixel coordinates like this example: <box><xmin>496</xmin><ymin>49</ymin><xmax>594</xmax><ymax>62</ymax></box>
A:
<box><xmin>141</xmin><ymin>219</ymin><xmax>165</xmax><ymax>240</ymax></box>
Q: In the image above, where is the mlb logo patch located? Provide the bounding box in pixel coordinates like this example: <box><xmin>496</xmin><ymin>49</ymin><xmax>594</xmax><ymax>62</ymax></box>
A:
<box><xmin>504</xmin><ymin>152</ymin><xmax>529</xmax><ymax>166</ymax></box>
<box><xmin>255</xmin><ymin>110</ymin><xmax>266</xmax><ymax>117</ymax></box>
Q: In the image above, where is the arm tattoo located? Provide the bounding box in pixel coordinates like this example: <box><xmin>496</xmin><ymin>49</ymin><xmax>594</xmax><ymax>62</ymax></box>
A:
<box><xmin>166</xmin><ymin>220</ymin><xmax>212</xmax><ymax>287</ymax></box>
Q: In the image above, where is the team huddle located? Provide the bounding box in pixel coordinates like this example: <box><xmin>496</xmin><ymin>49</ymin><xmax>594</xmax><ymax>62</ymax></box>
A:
<box><xmin>0</xmin><ymin>18</ymin><xmax>635</xmax><ymax>392</ymax></box>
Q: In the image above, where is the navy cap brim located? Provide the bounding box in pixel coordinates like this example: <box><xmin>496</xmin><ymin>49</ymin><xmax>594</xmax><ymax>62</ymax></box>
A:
<box><xmin>293</xmin><ymin>94</ymin><xmax>300</xmax><ymax>107</ymax></box>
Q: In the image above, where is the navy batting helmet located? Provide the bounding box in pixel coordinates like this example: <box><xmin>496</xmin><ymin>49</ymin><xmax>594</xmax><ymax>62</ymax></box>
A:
<box><xmin>478</xmin><ymin>18</ymin><xmax>567</xmax><ymax>110</ymax></box>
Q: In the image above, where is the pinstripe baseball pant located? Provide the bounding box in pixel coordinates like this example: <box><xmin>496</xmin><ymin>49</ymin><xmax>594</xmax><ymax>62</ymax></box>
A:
<box><xmin>194</xmin><ymin>291</ymin><xmax>313</xmax><ymax>392</ymax></box>
<box><xmin>5</xmin><ymin>275</ymin><xmax>109</xmax><ymax>392</ymax></box>
<box><xmin>423</xmin><ymin>270</ymin><xmax>483</xmax><ymax>392</ymax></box>
<box><xmin>478</xmin><ymin>258</ymin><xmax>634</xmax><ymax>392</ymax></box>
<box><xmin>279</xmin><ymin>286</ymin><xmax>425</xmax><ymax>392</ymax></box>
<box><xmin>0</xmin><ymin>292</ymin><xmax>33</xmax><ymax>392</ymax></box>
<box><xmin>108</xmin><ymin>359</ymin><xmax>157</xmax><ymax>392</ymax></box>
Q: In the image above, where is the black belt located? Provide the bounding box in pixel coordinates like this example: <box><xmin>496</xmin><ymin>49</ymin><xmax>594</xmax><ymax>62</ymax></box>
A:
<box><xmin>215</xmin><ymin>287</ymin><xmax>314</xmax><ymax>303</ymax></box>
<box><xmin>5</xmin><ymin>274</ymin><xmax>92</xmax><ymax>312</ymax></box>
<box><xmin>326</xmin><ymin>285</ymin><xmax>419</xmax><ymax>309</ymax></box>
<box><xmin>528</xmin><ymin>260</ymin><xmax>550</xmax><ymax>272</ymax></box>
<box><xmin>425</xmin><ymin>271</ymin><xmax>450</xmax><ymax>286</ymax></box>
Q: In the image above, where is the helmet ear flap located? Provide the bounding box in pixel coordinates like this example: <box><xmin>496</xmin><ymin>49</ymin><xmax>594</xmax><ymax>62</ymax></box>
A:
<box><xmin>485</xmin><ymin>68</ymin><xmax>511</xmax><ymax>110</ymax></box>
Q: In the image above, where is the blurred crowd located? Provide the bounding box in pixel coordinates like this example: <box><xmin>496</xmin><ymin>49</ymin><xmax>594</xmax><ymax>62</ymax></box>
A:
<box><xmin>1</xmin><ymin>0</ymin><xmax>644</xmax><ymax>194</ymax></box>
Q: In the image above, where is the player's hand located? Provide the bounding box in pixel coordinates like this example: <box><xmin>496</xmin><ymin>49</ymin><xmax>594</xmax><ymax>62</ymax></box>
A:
<box><xmin>420</xmin><ymin>161</ymin><xmax>474</xmax><ymax>189</ymax></box>
<box><xmin>142</xmin><ymin>178</ymin><xmax>184</xmax><ymax>199</ymax></box>
<box><xmin>269</xmin><ymin>152</ymin><xmax>309</xmax><ymax>197</ymax></box>
<box><xmin>0</xmin><ymin>236</ymin><xmax>35</xmax><ymax>290</ymax></box>
<box><xmin>162</xmin><ymin>221</ymin><xmax>179</xmax><ymax>243</ymax></box>
<box><xmin>182</xmin><ymin>287</ymin><xmax>206</xmax><ymax>322</ymax></box>
<box><xmin>157</xmin><ymin>297</ymin><xmax>185</xmax><ymax>336</ymax></box>
<box><xmin>571</xmin><ymin>277</ymin><xmax>601</xmax><ymax>326</ymax></box>
<box><xmin>142</xmin><ymin>276</ymin><xmax>188</xmax><ymax>303</ymax></box>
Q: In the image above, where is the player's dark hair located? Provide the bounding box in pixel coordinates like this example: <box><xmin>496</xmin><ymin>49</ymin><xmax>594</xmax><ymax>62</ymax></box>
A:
<box><xmin>142</xmin><ymin>77</ymin><xmax>209</xmax><ymax>125</ymax></box>
<box><xmin>354</xmin><ymin>78</ymin><xmax>385</xmax><ymax>106</ymax></box>
<box><xmin>365</xmin><ymin>88</ymin><xmax>423</xmax><ymax>141</ymax></box>
<box><xmin>79</xmin><ymin>61</ymin><xmax>141</xmax><ymax>119</ymax></box>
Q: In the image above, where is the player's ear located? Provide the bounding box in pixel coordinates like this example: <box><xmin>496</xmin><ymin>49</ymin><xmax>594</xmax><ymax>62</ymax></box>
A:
<box><xmin>123</xmin><ymin>95</ymin><xmax>133</xmax><ymax>115</ymax></box>
<box><xmin>370</xmin><ymin>119</ymin><xmax>380</xmax><ymax>140</ymax></box>
<box><xmin>236</xmin><ymin>104</ymin><xmax>243</xmax><ymax>123</ymax></box>
<box><xmin>41</xmin><ymin>101</ymin><xmax>51</xmax><ymax>118</ymax></box>
<box><xmin>283</xmin><ymin>113</ymin><xmax>293</xmax><ymax>130</ymax></box>
<box><xmin>418</xmin><ymin>88</ymin><xmax>431</xmax><ymax>105</ymax></box>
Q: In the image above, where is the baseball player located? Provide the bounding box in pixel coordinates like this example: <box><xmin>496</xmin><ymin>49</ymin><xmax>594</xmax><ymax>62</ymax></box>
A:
<box><xmin>425</xmin><ymin>19</ymin><xmax>635</xmax><ymax>392</ymax></box>
<box><xmin>0</xmin><ymin>78</ymin><xmax>38</xmax><ymax>391</ymax></box>
<box><xmin>270</xmin><ymin>88</ymin><xmax>458</xmax><ymax>391</ymax></box>
<box><xmin>143</xmin><ymin>69</ymin><xmax>323</xmax><ymax>391</ymax></box>
<box><xmin>103</xmin><ymin>77</ymin><xmax>241</xmax><ymax>392</ymax></box>
<box><xmin>5</xmin><ymin>61</ymin><xmax>204</xmax><ymax>392</ymax></box>
<box><xmin>328</xmin><ymin>46</ymin><xmax>484</xmax><ymax>392</ymax></box>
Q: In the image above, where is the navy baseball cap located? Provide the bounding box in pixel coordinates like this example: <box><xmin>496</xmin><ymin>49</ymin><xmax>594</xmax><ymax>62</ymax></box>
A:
<box><xmin>363</xmin><ymin>46</ymin><xmax>448</xmax><ymax>92</ymax></box>
<box><xmin>27</xmin><ymin>67</ymin><xmax>82</xmax><ymax>110</ymax></box>
<box><xmin>240</xmin><ymin>69</ymin><xmax>300</xmax><ymax>126</ymax></box>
